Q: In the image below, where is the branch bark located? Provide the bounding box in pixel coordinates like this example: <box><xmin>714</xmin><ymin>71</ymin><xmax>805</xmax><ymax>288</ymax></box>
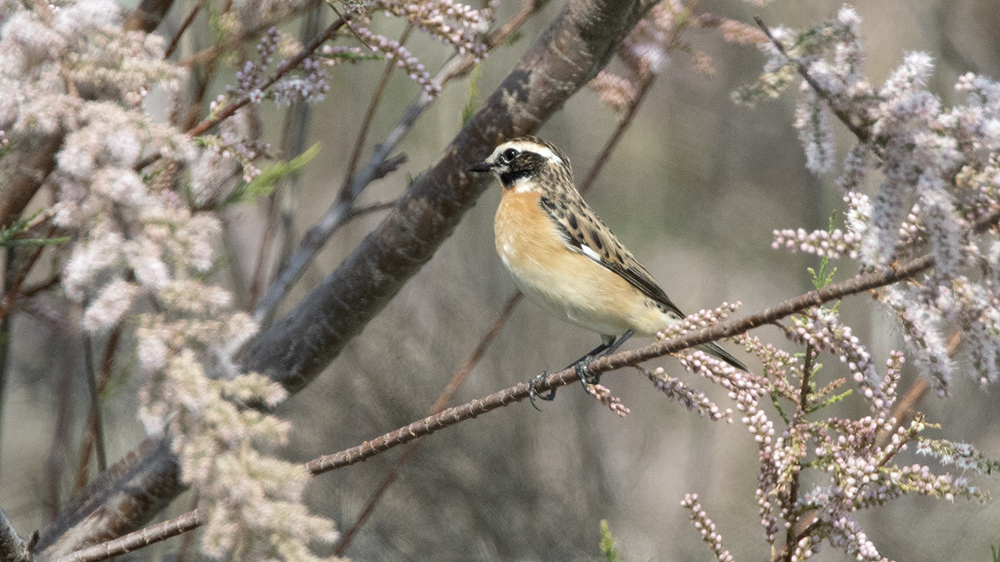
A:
<box><xmin>0</xmin><ymin>132</ymin><xmax>61</xmax><ymax>229</ymax></box>
<box><xmin>122</xmin><ymin>0</ymin><xmax>175</xmax><ymax>32</ymax></box>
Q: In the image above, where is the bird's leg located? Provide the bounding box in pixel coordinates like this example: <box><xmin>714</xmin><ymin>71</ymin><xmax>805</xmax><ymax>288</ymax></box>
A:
<box><xmin>575</xmin><ymin>330</ymin><xmax>634</xmax><ymax>389</ymax></box>
<box><xmin>528</xmin><ymin>372</ymin><xmax>556</xmax><ymax>409</ymax></box>
<box><xmin>529</xmin><ymin>330</ymin><xmax>634</xmax><ymax>408</ymax></box>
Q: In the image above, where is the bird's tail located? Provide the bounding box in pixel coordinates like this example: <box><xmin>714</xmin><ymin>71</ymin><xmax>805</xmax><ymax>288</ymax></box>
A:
<box><xmin>696</xmin><ymin>341</ymin><xmax>748</xmax><ymax>372</ymax></box>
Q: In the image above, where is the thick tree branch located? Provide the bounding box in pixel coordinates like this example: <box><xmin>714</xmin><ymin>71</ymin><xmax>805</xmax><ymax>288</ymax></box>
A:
<box><xmin>0</xmin><ymin>132</ymin><xmax>61</xmax><ymax>229</ymax></box>
<box><xmin>0</xmin><ymin>507</ymin><xmax>35</xmax><ymax>562</ymax></box>
<box><xmin>122</xmin><ymin>0</ymin><xmax>175</xmax><ymax>32</ymax></box>
<box><xmin>36</xmin><ymin>438</ymin><xmax>182</xmax><ymax>556</ymax></box>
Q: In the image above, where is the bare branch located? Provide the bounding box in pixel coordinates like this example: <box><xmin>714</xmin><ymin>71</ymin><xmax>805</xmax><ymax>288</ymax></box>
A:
<box><xmin>754</xmin><ymin>17</ymin><xmax>872</xmax><ymax>144</ymax></box>
<box><xmin>52</xmin><ymin>509</ymin><xmax>205</xmax><ymax>562</ymax></box>
<box><xmin>163</xmin><ymin>4</ymin><xmax>200</xmax><ymax>59</ymax></box>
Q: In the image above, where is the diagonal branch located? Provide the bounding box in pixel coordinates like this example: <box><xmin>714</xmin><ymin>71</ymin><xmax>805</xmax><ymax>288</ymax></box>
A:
<box><xmin>754</xmin><ymin>17</ymin><xmax>872</xmax><ymax>144</ymax></box>
<box><xmin>0</xmin><ymin>507</ymin><xmax>35</xmax><ymax>562</ymax></box>
<box><xmin>185</xmin><ymin>16</ymin><xmax>348</xmax><ymax>137</ymax></box>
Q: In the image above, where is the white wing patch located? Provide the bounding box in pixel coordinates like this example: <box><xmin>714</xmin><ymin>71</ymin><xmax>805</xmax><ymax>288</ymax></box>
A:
<box><xmin>579</xmin><ymin>243</ymin><xmax>602</xmax><ymax>264</ymax></box>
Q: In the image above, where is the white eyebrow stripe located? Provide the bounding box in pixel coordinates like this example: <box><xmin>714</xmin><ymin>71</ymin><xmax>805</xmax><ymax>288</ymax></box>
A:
<box><xmin>500</xmin><ymin>141</ymin><xmax>563</xmax><ymax>165</ymax></box>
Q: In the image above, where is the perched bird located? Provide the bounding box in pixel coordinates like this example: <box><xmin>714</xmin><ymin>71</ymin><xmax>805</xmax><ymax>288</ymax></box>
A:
<box><xmin>468</xmin><ymin>136</ymin><xmax>746</xmax><ymax>402</ymax></box>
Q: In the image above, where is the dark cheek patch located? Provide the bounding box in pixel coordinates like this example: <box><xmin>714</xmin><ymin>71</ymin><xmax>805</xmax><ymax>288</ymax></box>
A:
<box><xmin>500</xmin><ymin>168</ymin><xmax>531</xmax><ymax>186</ymax></box>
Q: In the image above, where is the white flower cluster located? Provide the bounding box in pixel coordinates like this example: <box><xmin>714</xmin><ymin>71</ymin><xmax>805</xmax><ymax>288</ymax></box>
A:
<box><xmin>751</xmin><ymin>5</ymin><xmax>1000</xmax><ymax>395</ymax></box>
<box><xmin>1</xmin><ymin>0</ymin><xmax>340</xmax><ymax>558</ymax></box>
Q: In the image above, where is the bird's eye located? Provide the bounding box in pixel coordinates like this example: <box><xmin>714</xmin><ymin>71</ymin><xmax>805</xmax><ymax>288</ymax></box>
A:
<box><xmin>501</xmin><ymin>148</ymin><xmax>519</xmax><ymax>163</ymax></box>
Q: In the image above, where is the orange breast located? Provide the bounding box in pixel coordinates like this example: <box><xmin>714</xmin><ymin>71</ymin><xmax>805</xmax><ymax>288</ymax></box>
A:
<box><xmin>494</xmin><ymin>190</ymin><xmax>670</xmax><ymax>337</ymax></box>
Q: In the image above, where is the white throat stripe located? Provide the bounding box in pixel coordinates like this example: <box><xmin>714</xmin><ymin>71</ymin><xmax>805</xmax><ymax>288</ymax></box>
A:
<box><xmin>512</xmin><ymin>175</ymin><xmax>535</xmax><ymax>193</ymax></box>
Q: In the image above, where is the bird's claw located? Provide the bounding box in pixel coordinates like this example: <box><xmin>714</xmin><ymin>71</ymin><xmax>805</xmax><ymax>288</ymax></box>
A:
<box><xmin>528</xmin><ymin>371</ymin><xmax>556</xmax><ymax>410</ymax></box>
<box><xmin>574</xmin><ymin>357</ymin><xmax>601</xmax><ymax>389</ymax></box>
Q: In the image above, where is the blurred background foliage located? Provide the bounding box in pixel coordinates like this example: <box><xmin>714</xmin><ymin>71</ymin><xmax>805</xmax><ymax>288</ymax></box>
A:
<box><xmin>3</xmin><ymin>0</ymin><xmax>1000</xmax><ymax>560</ymax></box>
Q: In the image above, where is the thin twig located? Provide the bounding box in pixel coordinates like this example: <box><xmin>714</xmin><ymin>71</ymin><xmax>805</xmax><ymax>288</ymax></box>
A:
<box><xmin>249</xmin><ymin>0</ymin><xmax>325</xmax><ymax>307</ymax></box>
<box><xmin>0</xmin><ymin>224</ymin><xmax>58</xmax><ymax>323</ymax></box>
<box><xmin>779</xmin><ymin>343</ymin><xmax>814</xmax><ymax>562</ymax></box>
<box><xmin>344</xmin><ymin>200</ymin><xmax>398</xmax><ymax>220</ymax></box>
<box><xmin>53</xmin><ymin>509</ymin><xmax>206</xmax><ymax>562</ymax></box>
<box><xmin>580</xmin><ymin>74</ymin><xmax>656</xmax><ymax>195</ymax></box>
<box><xmin>164</xmin><ymin>3</ymin><xmax>200</xmax><ymax>59</ymax></box>
<box><xmin>332</xmin><ymin>292</ymin><xmax>523</xmax><ymax>555</ymax></box>
<box><xmin>575</xmin><ymin>0</ymin><xmax>709</xmax><ymax>194</ymax></box>
<box><xmin>797</xmin><ymin>344</ymin><xmax>814</xmax><ymax>419</ymax></box>
<box><xmin>71</xmin><ymin>326</ymin><xmax>120</xmax><ymax>493</ymax></box>
<box><xmin>754</xmin><ymin>17</ymin><xmax>872</xmax><ymax>144</ymax></box>
<box><xmin>186</xmin><ymin>16</ymin><xmax>348</xmax><ymax>137</ymax></box>
<box><xmin>343</xmin><ymin>24</ymin><xmax>414</xmax><ymax>190</ymax></box>
<box><xmin>82</xmin><ymin>335</ymin><xmax>107</xmax><ymax>471</ymax></box>
<box><xmin>873</xmin><ymin>331</ymin><xmax>960</xmax><ymax>449</ymax></box>
<box><xmin>0</xmin><ymin>251</ymin><xmax>13</xmax><ymax>478</ymax></box>
<box><xmin>178</xmin><ymin>7</ymin><xmax>312</xmax><ymax>68</ymax></box>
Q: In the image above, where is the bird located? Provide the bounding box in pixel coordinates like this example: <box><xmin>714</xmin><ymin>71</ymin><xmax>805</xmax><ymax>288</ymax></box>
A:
<box><xmin>467</xmin><ymin>136</ymin><xmax>747</xmax><ymax>404</ymax></box>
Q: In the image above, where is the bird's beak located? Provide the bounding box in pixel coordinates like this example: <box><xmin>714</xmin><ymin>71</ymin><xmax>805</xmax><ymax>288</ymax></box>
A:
<box><xmin>467</xmin><ymin>161</ymin><xmax>493</xmax><ymax>173</ymax></box>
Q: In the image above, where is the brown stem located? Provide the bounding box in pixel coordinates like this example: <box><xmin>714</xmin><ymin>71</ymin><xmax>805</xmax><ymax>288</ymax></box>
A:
<box><xmin>186</xmin><ymin>16</ymin><xmax>348</xmax><ymax>137</ymax></box>
<box><xmin>0</xmin><ymin>225</ymin><xmax>58</xmax><ymax>324</ymax></box>
<box><xmin>332</xmin><ymin>293</ymin><xmax>524</xmax><ymax>555</ymax></box>
<box><xmin>164</xmin><ymin>4</ymin><xmax>201</xmax><ymax>59</ymax></box>
<box><xmin>753</xmin><ymin>17</ymin><xmax>872</xmax><ymax>144</ymax></box>
<box><xmin>52</xmin><ymin>509</ymin><xmax>206</xmax><ymax>562</ymax></box>
<box><xmin>779</xmin><ymin>343</ymin><xmax>814</xmax><ymax>562</ymax></box>
<box><xmin>579</xmin><ymin>73</ymin><xmax>656</xmax><ymax>195</ymax></box>
<box><xmin>343</xmin><ymin>25</ymin><xmax>414</xmax><ymax>192</ymax></box>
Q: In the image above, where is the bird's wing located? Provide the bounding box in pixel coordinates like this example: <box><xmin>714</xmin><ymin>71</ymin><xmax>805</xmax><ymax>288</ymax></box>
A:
<box><xmin>538</xmin><ymin>194</ymin><xmax>686</xmax><ymax>319</ymax></box>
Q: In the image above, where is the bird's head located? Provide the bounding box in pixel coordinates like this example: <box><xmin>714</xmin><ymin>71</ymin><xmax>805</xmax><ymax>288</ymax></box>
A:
<box><xmin>468</xmin><ymin>136</ymin><xmax>572</xmax><ymax>192</ymax></box>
